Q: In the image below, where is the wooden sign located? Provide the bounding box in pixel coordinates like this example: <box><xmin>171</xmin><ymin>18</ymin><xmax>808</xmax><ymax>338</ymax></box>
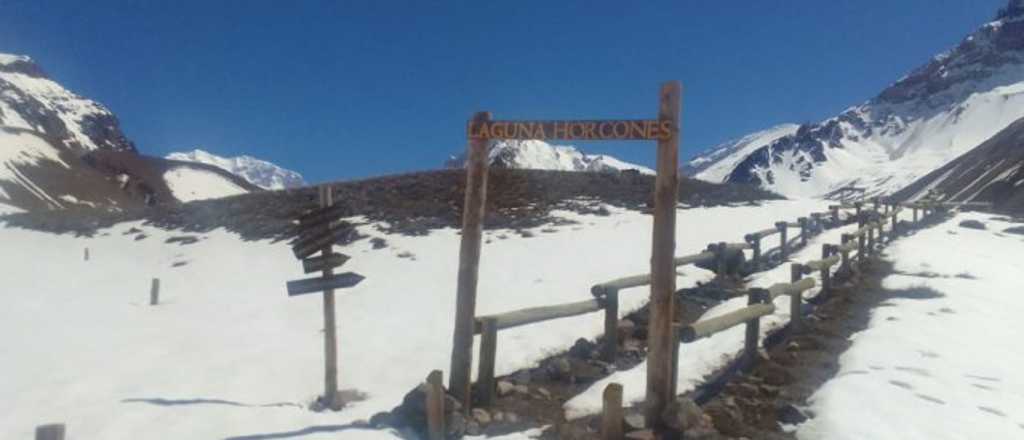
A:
<box><xmin>303</xmin><ymin>252</ymin><xmax>351</xmax><ymax>274</ymax></box>
<box><xmin>468</xmin><ymin>119</ymin><xmax>674</xmax><ymax>141</ymax></box>
<box><xmin>287</xmin><ymin>272</ymin><xmax>365</xmax><ymax>297</ymax></box>
<box><xmin>298</xmin><ymin>204</ymin><xmax>347</xmax><ymax>227</ymax></box>
<box><xmin>293</xmin><ymin>227</ymin><xmax>355</xmax><ymax>259</ymax></box>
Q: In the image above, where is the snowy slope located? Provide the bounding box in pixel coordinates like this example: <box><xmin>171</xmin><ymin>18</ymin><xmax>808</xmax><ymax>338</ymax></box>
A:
<box><xmin>0</xmin><ymin>128</ymin><xmax>70</xmax><ymax>213</ymax></box>
<box><xmin>683</xmin><ymin>124</ymin><xmax>799</xmax><ymax>180</ymax></box>
<box><xmin>0</xmin><ymin>199</ymin><xmax>825</xmax><ymax>439</ymax></box>
<box><xmin>446</xmin><ymin>140</ymin><xmax>654</xmax><ymax>174</ymax></box>
<box><xmin>797</xmin><ymin>212</ymin><xmax>1024</xmax><ymax>439</ymax></box>
<box><xmin>692</xmin><ymin>1</ymin><xmax>1024</xmax><ymax>200</ymax></box>
<box><xmin>167</xmin><ymin>149</ymin><xmax>305</xmax><ymax>190</ymax></box>
<box><xmin>0</xmin><ymin>53</ymin><xmax>134</xmax><ymax>153</ymax></box>
<box><xmin>163</xmin><ymin>166</ymin><xmax>250</xmax><ymax>202</ymax></box>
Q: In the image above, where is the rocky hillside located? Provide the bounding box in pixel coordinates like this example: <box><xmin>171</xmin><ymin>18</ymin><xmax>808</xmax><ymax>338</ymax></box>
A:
<box><xmin>446</xmin><ymin>140</ymin><xmax>654</xmax><ymax>174</ymax></box>
<box><xmin>691</xmin><ymin>0</ymin><xmax>1024</xmax><ymax>200</ymax></box>
<box><xmin>893</xmin><ymin>116</ymin><xmax>1024</xmax><ymax>213</ymax></box>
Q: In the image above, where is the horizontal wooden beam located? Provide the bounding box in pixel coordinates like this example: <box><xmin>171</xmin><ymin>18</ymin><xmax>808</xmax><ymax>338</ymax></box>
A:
<box><xmin>804</xmin><ymin>254</ymin><xmax>841</xmax><ymax>272</ymax></box>
<box><xmin>292</xmin><ymin>227</ymin><xmax>355</xmax><ymax>259</ymax></box>
<box><xmin>767</xmin><ymin>277</ymin><xmax>816</xmax><ymax>300</ymax></box>
<box><xmin>679</xmin><ymin>303</ymin><xmax>775</xmax><ymax>343</ymax></box>
<box><xmin>467</xmin><ymin>119</ymin><xmax>675</xmax><ymax>141</ymax></box>
<box><xmin>474</xmin><ymin>298</ymin><xmax>603</xmax><ymax>334</ymax></box>
<box><xmin>286</xmin><ymin>272</ymin><xmax>364</xmax><ymax>297</ymax></box>
<box><xmin>297</xmin><ymin>204</ymin><xmax>347</xmax><ymax>227</ymax></box>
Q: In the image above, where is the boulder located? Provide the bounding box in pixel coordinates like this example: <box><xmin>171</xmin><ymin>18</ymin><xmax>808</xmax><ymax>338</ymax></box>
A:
<box><xmin>959</xmin><ymin>219</ymin><xmax>987</xmax><ymax>230</ymax></box>
<box><xmin>662</xmin><ymin>397</ymin><xmax>705</xmax><ymax>431</ymax></box>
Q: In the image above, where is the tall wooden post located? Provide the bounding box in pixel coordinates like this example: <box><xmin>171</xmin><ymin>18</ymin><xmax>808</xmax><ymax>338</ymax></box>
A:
<box><xmin>603</xmin><ymin>289</ymin><xmax>619</xmax><ymax>363</ymax></box>
<box><xmin>645</xmin><ymin>81</ymin><xmax>681</xmax><ymax>430</ymax></box>
<box><xmin>743</xmin><ymin>289</ymin><xmax>766</xmax><ymax>369</ymax></box>
<box><xmin>790</xmin><ymin>263</ymin><xmax>804</xmax><ymax>332</ymax></box>
<box><xmin>776</xmin><ymin>222</ymin><xmax>789</xmax><ymax>260</ymax></box>
<box><xmin>450</xmin><ymin>112</ymin><xmax>492</xmax><ymax>408</ymax></box>
<box><xmin>318</xmin><ymin>185</ymin><xmax>341</xmax><ymax>408</ymax></box>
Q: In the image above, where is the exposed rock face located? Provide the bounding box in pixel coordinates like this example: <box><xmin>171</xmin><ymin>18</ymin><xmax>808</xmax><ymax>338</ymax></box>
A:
<box><xmin>690</xmin><ymin>1</ymin><xmax>1024</xmax><ymax>200</ymax></box>
<box><xmin>166</xmin><ymin>149</ymin><xmax>305</xmax><ymax>190</ymax></box>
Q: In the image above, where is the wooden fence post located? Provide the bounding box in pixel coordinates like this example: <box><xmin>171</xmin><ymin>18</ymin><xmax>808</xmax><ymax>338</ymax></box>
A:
<box><xmin>84</xmin><ymin>247</ymin><xmax>89</xmax><ymax>261</ymax></box>
<box><xmin>840</xmin><ymin>234</ymin><xmax>852</xmax><ymax>271</ymax></box>
<box><xmin>891</xmin><ymin>210</ymin><xmax>899</xmax><ymax>237</ymax></box>
<box><xmin>602</xmin><ymin>383</ymin><xmax>624</xmax><ymax>440</ymax></box>
<box><xmin>714</xmin><ymin>241</ymin><xmax>728</xmax><ymax>279</ymax></box>
<box><xmin>913</xmin><ymin>207</ymin><xmax>919</xmax><ymax>223</ymax></box>
<box><xmin>820</xmin><ymin>245</ymin><xmax>832</xmax><ymax>294</ymax></box>
<box><xmin>743</xmin><ymin>289</ymin><xmax>767</xmax><ymax>369</ymax></box>
<box><xmin>855</xmin><ymin>201</ymin><xmax>863</xmax><ymax>219</ymax></box>
<box><xmin>645</xmin><ymin>80</ymin><xmax>681</xmax><ymax>430</ymax></box>
<box><xmin>798</xmin><ymin>217</ymin><xmax>808</xmax><ymax>247</ymax></box>
<box><xmin>35</xmin><ymin>424</ymin><xmax>65</xmax><ymax>440</ymax></box>
<box><xmin>790</xmin><ymin>264</ymin><xmax>804</xmax><ymax>332</ymax></box>
<box><xmin>867</xmin><ymin>226</ymin><xmax>875</xmax><ymax>255</ymax></box>
<box><xmin>603</xmin><ymin>289</ymin><xmax>619</xmax><ymax>363</ymax></box>
<box><xmin>425</xmin><ymin>370</ymin><xmax>446</xmax><ymax>440</ymax></box>
<box><xmin>830</xmin><ymin>206</ymin><xmax>840</xmax><ymax>225</ymax></box>
<box><xmin>775</xmin><ymin>221</ymin><xmax>788</xmax><ymax>260</ymax></box>
<box><xmin>746</xmin><ymin>234</ymin><xmax>761</xmax><ymax>272</ymax></box>
<box><xmin>857</xmin><ymin>230</ymin><xmax>867</xmax><ymax>266</ymax></box>
<box><xmin>873</xmin><ymin>198</ymin><xmax>880</xmax><ymax>212</ymax></box>
<box><xmin>149</xmin><ymin>278</ymin><xmax>160</xmax><ymax>306</ymax></box>
<box><xmin>450</xmin><ymin>111</ymin><xmax>492</xmax><ymax>408</ymax></box>
<box><xmin>477</xmin><ymin>317</ymin><xmax>498</xmax><ymax>407</ymax></box>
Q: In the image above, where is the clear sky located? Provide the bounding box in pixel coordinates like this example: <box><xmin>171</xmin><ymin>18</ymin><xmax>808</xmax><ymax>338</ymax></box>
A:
<box><xmin>0</xmin><ymin>0</ymin><xmax>1008</xmax><ymax>183</ymax></box>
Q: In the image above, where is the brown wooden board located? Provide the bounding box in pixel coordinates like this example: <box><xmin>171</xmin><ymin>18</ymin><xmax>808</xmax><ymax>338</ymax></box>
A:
<box><xmin>297</xmin><ymin>204</ymin><xmax>348</xmax><ymax>228</ymax></box>
<box><xmin>302</xmin><ymin>252</ymin><xmax>351</xmax><ymax>274</ymax></box>
<box><xmin>286</xmin><ymin>272</ymin><xmax>365</xmax><ymax>297</ymax></box>
<box><xmin>467</xmin><ymin>119</ymin><xmax>674</xmax><ymax>141</ymax></box>
<box><xmin>292</xmin><ymin>227</ymin><xmax>355</xmax><ymax>259</ymax></box>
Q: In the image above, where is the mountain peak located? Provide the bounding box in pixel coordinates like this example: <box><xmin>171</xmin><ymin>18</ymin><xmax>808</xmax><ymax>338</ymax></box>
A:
<box><xmin>445</xmin><ymin>140</ymin><xmax>654</xmax><ymax>175</ymax></box>
<box><xmin>166</xmin><ymin>149</ymin><xmax>306</xmax><ymax>190</ymax></box>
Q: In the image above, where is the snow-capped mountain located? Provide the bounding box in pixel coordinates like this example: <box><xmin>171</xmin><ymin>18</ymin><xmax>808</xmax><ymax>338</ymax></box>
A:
<box><xmin>445</xmin><ymin>140</ymin><xmax>654</xmax><ymax>174</ymax></box>
<box><xmin>0</xmin><ymin>53</ymin><xmax>256</xmax><ymax>211</ymax></box>
<box><xmin>691</xmin><ymin>0</ymin><xmax>1024</xmax><ymax>200</ymax></box>
<box><xmin>166</xmin><ymin>149</ymin><xmax>305</xmax><ymax>190</ymax></box>
<box><xmin>683</xmin><ymin>124</ymin><xmax>799</xmax><ymax>179</ymax></box>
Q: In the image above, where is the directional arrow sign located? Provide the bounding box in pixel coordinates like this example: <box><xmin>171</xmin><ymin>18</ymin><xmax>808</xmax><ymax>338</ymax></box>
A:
<box><xmin>302</xmin><ymin>252</ymin><xmax>351</xmax><ymax>274</ymax></box>
<box><xmin>286</xmin><ymin>272</ymin><xmax>365</xmax><ymax>297</ymax></box>
<box><xmin>292</xmin><ymin>227</ymin><xmax>356</xmax><ymax>259</ymax></box>
<box><xmin>297</xmin><ymin>204</ymin><xmax>348</xmax><ymax>229</ymax></box>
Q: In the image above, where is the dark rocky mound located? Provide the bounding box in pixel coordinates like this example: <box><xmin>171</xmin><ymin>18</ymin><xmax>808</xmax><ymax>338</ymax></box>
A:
<box><xmin>1</xmin><ymin>168</ymin><xmax>780</xmax><ymax>240</ymax></box>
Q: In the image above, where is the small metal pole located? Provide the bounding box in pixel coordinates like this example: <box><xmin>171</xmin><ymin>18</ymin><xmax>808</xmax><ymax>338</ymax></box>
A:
<box><xmin>35</xmin><ymin>424</ymin><xmax>65</xmax><ymax>440</ymax></box>
<box><xmin>84</xmin><ymin>247</ymin><xmax>89</xmax><ymax>261</ymax></box>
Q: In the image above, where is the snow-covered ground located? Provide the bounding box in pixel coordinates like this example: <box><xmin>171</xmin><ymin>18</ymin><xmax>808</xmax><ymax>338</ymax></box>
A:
<box><xmin>797</xmin><ymin>212</ymin><xmax>1024</xmax><ymax>439</ymax></box>
<box><xmin>163</xmin><ymin>166</ymin><xmax>250</xmax><ymax>202</ymax></box>
<box><xmin>0</xmin><ymin>199</ymin><xmax>828</xmax><ymax>439</ymax></box>
<box><xmin>565</xmin><ymin>210</ymin><xmax>866</xmax><ymax>417</ymax></box>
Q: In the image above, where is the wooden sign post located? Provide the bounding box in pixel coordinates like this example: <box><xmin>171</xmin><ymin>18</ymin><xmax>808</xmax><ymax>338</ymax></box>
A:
<box><xmin>449</xmin><ymin>81</ymin><xmax>682</xmax><ymax>432</ymax></box>
<box><xmin>285</xmin><ymin>185</ymin><xmax>364</xmax><ymax>410</ymax></box>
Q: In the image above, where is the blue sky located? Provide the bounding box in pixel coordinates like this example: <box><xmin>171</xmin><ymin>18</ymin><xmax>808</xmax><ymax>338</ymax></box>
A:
<box><xmin>0</xmin><ymin>0</ymin><xmax>1007</xmax><ymax>183</ymax></box>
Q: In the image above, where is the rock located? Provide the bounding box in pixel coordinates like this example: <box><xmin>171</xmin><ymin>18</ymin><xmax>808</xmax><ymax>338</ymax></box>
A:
<box><xmin>505</xmin><ymin>411</ymin><xmax>519</xmax><ymax>423</ymax></box>
<box><xmin>959</xmin><ymin>219</ymin><xmax>987</xmax><ymax>230</ymax></box>
<box><xmin>536</xmin><ymin>387</ymin><xmax>552</xmax><ymax>399</ymax></box>
<box><xmin>568</xmin><ymin>338</ymin><xmax>597</xmax><ymax>359</ymax></box>
<box><xmin>370</xmin><ymin>237</ymin><xmax>388</xmax><ymax>249</ymax></box>
<box><xmin>492</xmin><ymin>411</ymin><xmax>504</xmax><ymax>423</ymax></box>
<box><xmin>568</xmin><ymin>359</ymin><xmax>606</xmax><ymax>384</ymax></box>
<box><xmin>549</xmin><ymin>357</ymin><xmax>573</xmax><ymax>381</ymax></box>
<box><xmin>726</xmin><ymin>382</ymin><xmax>760</xmax><ymax>398</ymax></box>
<box><xmin>509</xmin><ymin>370</ymin><xmax>532</xmax><ymax>385</ymax></box>
<box><xmin>624</xmin><ymin>413</ymin><xmax>646</xmax><ymax>430</ymax></box>
<box><xmin>1004</xmin><ymin>226</ymin><xmax>1024</xmax><ymax>235</ymax></box>
<box><xmin>617</xmin><ymin>319</ymin><xmax>637</xmax><ymax>340</ymax></box>
<box><xmin>777</xmin><ymin>403</ymin><xmax>808</xmax><ymax>425</ymax></box>
<box><xmin>624</xmin><ymin>429</ymin><xmax>655</xmax><ymax>440</ymax></box>
<box><xmin>466</xmin><ymin>420</ymin><xmax>482</xmax><ymax>436</ymax></box>
<box><xmin>704</xmin><ymin>398</ymin><xmax>745</xmax><ymax>437</ymax></box>
<box><xmin>755</xmin><ymin>362</ymin><xmax>795</xmax><ymax>386</ymax></box>
<box><xmin>514</xmin><ymin>384</ymin><xmax>529</xmax><ymax>395</ymax></box>
<box><xmin>369</xmin><ymin>411</ymin><xmax>394</xmax><ymax>428</ymax></box>
<box><xmin>662</xmin><ymin>397</ymin><xmax>705</xmax><ymax>431</ymax></box>
<box><xmin>447</xmin><ymin>411</ymin><xmax>468</xmax><ymax>437</ymax></box>
<box><xmin>496</xmin><ymin>380</ymin><xmax>515</xmax><ymax>397</ymax></box>
<box><xmin>472</xmin><ymin>408</ymin><xmax>492</xmax><ymax>425</ymax></box>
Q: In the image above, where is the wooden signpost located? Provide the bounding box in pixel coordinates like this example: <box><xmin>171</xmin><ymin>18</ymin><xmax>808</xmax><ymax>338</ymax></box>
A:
<box><xmin>449</xmin><ymin>82</ymin><xmax>682</xmax><ymax>432</ymax></box>
<box><xmin>285</xmin><ymin>185</ymin><xmax>364</xmax><ymax>410</ymax></box>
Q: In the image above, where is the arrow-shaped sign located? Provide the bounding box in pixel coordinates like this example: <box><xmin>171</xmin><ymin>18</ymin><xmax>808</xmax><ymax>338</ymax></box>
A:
<box><xmin>302</xmin><ymin>252</ymin><xmax>351</xmax><ymax>274</ymax></box>
<box><xmin>286</xmin><ymin>272</ymin><xmax>365</xmax><ymax>297</ymax></box>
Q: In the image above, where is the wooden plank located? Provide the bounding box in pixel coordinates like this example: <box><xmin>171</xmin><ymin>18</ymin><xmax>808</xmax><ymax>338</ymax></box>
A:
<box><xmin>297</xmin><ymin>203</ymin><xmax>347</xmax><ymax>227</ymax></box>
<box><xmin>679</xmin><ymin>303</ymin><xmax>776</xmax><ymax>343</ymax></box>
<box><xmin>286</xmin><ymin>272</ymin><xmax>364</xmax><ymax>297</ymax></box>
<box><xmin>302</xmin><ymin>253</ymin><xmax>351</xmax><ymax>274</ymax></box>
<box><xmin>468</xmin><ymin>119</ymin><xmax>674</xmax><ymax>141</ymax></box>
<box><xmin>750</xmin><ymin>227</ymin><xmax>780</xmax><ymax>238</ymax></box>
<box><xmin>475</xmin><ymin>298</ymin><xmax>603</xmax><ymax>333</ymax></box>
<box><xmin>425</xmin><ymin>370</ymin><xmax>446</xmax><ymax>440</ymax></box>
<box><xmin>767</xmin><ymin>277</ymin><xmax>816</xmax><ymax>300</ymax></box>
<box><xmin>804</xmin><ymin>254</ymin><xmax>841</xmax><ymax>271</ymax></box>
<box><xmin>645</xmin><ymin>80</ymin><xmax>681</xmax><ymax>429</ymax></box>
<box><xmin>450</xmin><ymin>111</ymin><xmax>492</xmax><ymax>409</ymax></box>
<box><xmin>292</xmin><ymin>227</ymin><xmax>354</xmax><ymax>260</ymax></box>
<box><xmin>477</xmin><ymin>317</ymin><xmax>498</xmax><ymax>407</ymax></box>
<box><xmin>602</xmin><ymin>383</ymin><xmax>625</xmax><ymax>440</ymax></box>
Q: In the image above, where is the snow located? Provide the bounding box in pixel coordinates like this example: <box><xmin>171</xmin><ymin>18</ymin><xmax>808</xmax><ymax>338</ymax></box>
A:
<box><xmin>688</xmin><ymin>124</ymin><xmax>799</xmax><ymax>181</ymax></box>
<box><xmin>564</xmin><ymin>212</ymin><xmax>865</xmax><ymax>418</ymax></box>
<box><xmin>163</xmin><ymin>166</ymin><xmax>249</xmax><ymax>202</ymax></box>
<box><xmin>167</xmin><ymin>149</ymin><xmax>306</xmax><ymax>190</ymax></box>
<box><xmin>796</xmin><ymin>212</ymin><xmax>1024</xmax><ymax>439</ymax></box>
<box><xmin>0</xmin><ymin>198</ymin><xmax>827</xmax><ymax>439</ymax></box>
<box><xmin>0</xmin><ymin>129</ymin><xmax>70</xmax><ymax>209</ymax></box>
<box><xmin>448</xmin><ymin>140</ymin><xmax>654</xmax><ymax>174</ymax></box>
<box><xmin>0</xmin><ymin>53</ymin><xmax>31</xmax><ymax>65</ymax></box>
